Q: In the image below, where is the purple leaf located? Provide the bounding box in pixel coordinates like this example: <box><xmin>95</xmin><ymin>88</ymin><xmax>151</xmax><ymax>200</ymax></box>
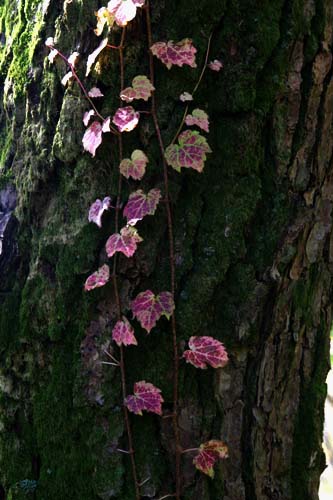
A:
<box><xmin>131</xmin><ymin>290</ymin><xmax>175</xmax><ymax>333</ymax></box>
<box><xmin>183</xmin><ymin>336</ymin><xmax>229</xmax><ymax>369</ymax></box>
<box><xmin>123</xmin><ymin>188</ymin><xmax>161</xmax><ymax>225</ymax></box>
<box><xmin>150</xmin><ymin>39</ymin><xmax>197</xmax><ymax>70</ymax></box>
<box><xmin>119</xmin><ymin>150</ymin><xmax>149</xmax><ymax>180</ymax></box>
<box><xmin>105</xmin><ymin>226</ymin><xmax>143</xmax><ymax>258</ymax></box>
<box><xmin>88</xmin><ymin>197</ymin><xmax>112</xmax><ymax>227</ymax></box>
<box><xmin>112</xmin><ymin>106</ymin><xmax>140</xmax><ymax>133</ymax></box>
<box><xmin>165</xmin><ymin>130</ymin><xmax>211</xmax><ymax>173</ymax></box>
<box><xmin>82</xmin><ymin>121</ymin><xmax>103</xmax><ymax>157</ymax></box>
<box><xmin>112</xmin><ymin>317</ymin><xmax>138</xmax><ymax>347</ymax></box>
<box><xmin>185</xmin><ymin>108</ymin><xmax>209</xmax><ymax>133</ymax></box>
<box><xmin>84</xmin><ymin>264</ymin><xmax>110</xmax><ymax>291</ymax></box>
<box><xmin>125</xmin><ymin>381</ymin><xmax>163</xmax><ymax>415</ymax></box>
<box><xmin>193</xmin><ymin>440</ymin><xmax>228</xmax><ymax>477</ymax></box>
<box><xmin>120</xmin><ymin>75</ymin><xmax>155</xmax><ymax>103</ymax></box>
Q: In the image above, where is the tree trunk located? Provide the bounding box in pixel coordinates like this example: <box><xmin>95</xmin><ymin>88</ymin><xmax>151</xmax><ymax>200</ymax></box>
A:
<box><xmin>0</xmin><ymin>1</ymin><xmax>331</xmax><ymax>499</ymax></box>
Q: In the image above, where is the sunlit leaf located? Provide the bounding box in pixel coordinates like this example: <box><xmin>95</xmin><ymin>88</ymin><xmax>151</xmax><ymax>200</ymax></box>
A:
<box><xmin>207</xmin><ymin>59</ymin><xmax>223</xmax><ymax>71</ymax></box>
<box><xmin>88</xmin><ymin>87</ymin><xmax>104</xmax><ymax>97</ymax></box>
<box><xmin>120</xmin><ymin>75</ymin><xmax>155</xmax><ymax>103</ymax></box>
<box><xmin>95</xmin><ymin>6</ymin><xmax>115</xmax><ymax>36</ymax></box>
<box><xmin>119</xmin><ymin>150</ymin><xmax>149</xmax><ymax>180</ymax></box>
<box><xmin>193</xmin><ymin>440</ymin><xmax>228</xmax><ymax>477</ymax></box>
<box><xmin>131</xmin><ymin>290</ymin><xmax>174</xmax><ymax>333</ymax></box>
<box><xmin>105</xmin><ymin>226</ymin><xmax>143</xmax><ymax>258</ymax></box>
<box><xmin>165</xmin><ymin>130</ymin><xmax>211</xmax><ymax>172</ymax></box>
<box><xmin>88</xmin><ymin>197</ymin><xmax>112</xmax><ymax>227</ymax></box>
<box><xmin>83</xmin><ymin>109</ymin><xmax>96</xmax><ymax>126</ymax></box>
<box><xmin>112</xmin><ymin>106</ymin><xmax>140</xmax><ymax>132</ymax></box>
<box><xmin>48</xmin><ymin>49</ymin><xmax>58</xmax><ymax>63</ymax></box>
<box><xmin>61</xmin><ymin>71</ymin><xmax>73</xmax><ymax>87</ymax></box>
<box><xmin>183</xmin><ymin>336</ymin><xmax>228</xmax><ymax>369</ymax></box>
<box><xmin>112</xmin><ymin>317</ymin><xmax>138</xmax><ymax>347</ymax></box>
<box><xmin>86</xmin><ymin>38</ymin><xmax>108</xmax><ymax>76</ymax></box>
<box><xmin>82</xmin><ymin>121</ymin><xmax>103</xmax><ymax>157</ymax></box>
<box><xmin>185</xmin><ymin>108</ymin><xmax>209</xmax><ymax>133</ymax></box>
<box><xmin>68</xmin><ymin>51</ymin><xmax>80</xmax><ymax>67</ymax></box>
<box><xmin>123</xmin><ymin>188</ymin><xmax>161</xmax><ymax>225</ymax></box>
<box><xmin>45</xmin><ymin>37</ymin><xmax>54</xmax><ymax>48</ymax></box>
<box><xmin>84</xmin><ymin>264</ymin><xmax>110</xmax><ymax>291</ymax></box>
<box><xmin>150</xmin><ymin>39</ymin><xmax>197</xmax><ymax>70</ymax></box>
<box><xmin>180</xmin><ymin>91</ymin><xmax>193</xmax><ymax>102</ymax></box>
<box><xmin>125</xmin><ymin>381</ymin><xmax>163</xmax><ymax>415</ymax></box>
<box><xmin>107</xmin><ymin>0</ymin><xmax>145</xmax><ymax>27</ymax></box>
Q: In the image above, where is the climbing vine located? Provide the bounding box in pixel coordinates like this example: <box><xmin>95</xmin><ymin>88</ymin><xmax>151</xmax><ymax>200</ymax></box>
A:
<box><xmin>45</xmin><ymin>1</ymin><xmax>228</xmax><ymax>498</ymax></box>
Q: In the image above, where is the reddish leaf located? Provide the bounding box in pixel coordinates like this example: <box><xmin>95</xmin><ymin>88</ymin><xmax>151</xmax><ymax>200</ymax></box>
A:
<box><xmin>82</xmin><ymin>121</ymin><xmax>103</xmax><ymax>157</ymax></box>
<box><xmin>105</xmin><ymin>226</ymin><xmax>143</xmax><ymax>258</ymax></box>
<box><xmin>207</xmin><ymin>59</ymin><xmax>223</xmax><ymax>71</ymax></box>
<box><xmin>95</xmin><ymin>6</ymin><xmax>114</xmax><ymax>35</ymax></box>
<box><xmin>120</xmin><ymin>75</ymin><xmax>155</xmax><ymax>103</ymax></box>
<box><xmin>131</xmin><ymin>290</ymin><xmax>175</xmax><ymax>333</ymax></box>
<box><xmin>150</xmin><ymin>39</ymin><xmax>197</xmax><ymax>70</ymax></box>
<box><xmin>88</xmin><ymin>87</ymin><xmax>104</xmax><ymax>97</ymax></box>
<box><xmin>86</xmin><ymin>38</ymin><xmax>108</xmax><ymax>76</ymax></box>
<box><xmin>119</xmin><ymin>150</ymin><xmax>148</xmax><ymax>180</ymax></box>
<box><xmin>193</xmin><ymin>440</ymin><xmax>228</xmax><ymax>478</ymax></box>
<box><xmin>84</xmin><ymin>264</ymin><xmax>110</xmax><ymax>291</ymax></box>
<box><xmin>185</xmin><ymin>108</ymin><xmax>209</xmax><ymax>133</ymax></box>
<box><xmin>88</xmin><ymin>197</ymin><xmax>111</xmax><ymax>227</ymax></box>
<box><xmin>183</xmin><ymin>336</ymin><xmax>228</xmax><ymax>369</ymax></box>
<box><xmin>102</xmin><ymin>117</ymin><xmax>111</xmax><ymax>132</ymax></box>
<box><xmin>180</xmin><ymin>91</ymin><xmax>193</xmax><ymax>102</ymax></box>
<box><xmin>112</xmin><ymin>106</ymin><xmax>140</xmax><ymax>133</ymax></box>
<box><xmin>107</xmin><ymin>0</ymin><xmax>145</xmax><ymax>27</ymax></box>
<box><xmin>112</xmin><ymin>317</ymin><xmax>138</xmax><ymax>347</ymax></box>
<box><xmin>165</xmin><ymin>130</ymin><xmax>211</xmax><ymax>173</ymax></box>
<box><xmin>83</xmin><ymin>109</ymin><xmax>96</xmax><ymax>127</ymax></box>
<box><xmin>123</xmin><ymin>188</ymin><xmax>161</xmax><ymax>226</ymax></box>
<box><xmin>125</xmin><ymin>381</ymin><xmax>163</xmax><ymax>415</ymax></box>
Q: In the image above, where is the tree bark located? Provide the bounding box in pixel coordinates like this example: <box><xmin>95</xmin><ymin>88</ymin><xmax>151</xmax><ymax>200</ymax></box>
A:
<box><xmin>0</xmin><ymin>1</ymin><xmax>332</xmax><ymax>499</ymax></box>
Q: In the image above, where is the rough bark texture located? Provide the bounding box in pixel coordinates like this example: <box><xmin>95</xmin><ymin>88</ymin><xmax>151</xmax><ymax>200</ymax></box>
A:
<box><xmin>0</xmin><ymin>1</ymin><xmax>332</xmax><ymax>499</ymax></box>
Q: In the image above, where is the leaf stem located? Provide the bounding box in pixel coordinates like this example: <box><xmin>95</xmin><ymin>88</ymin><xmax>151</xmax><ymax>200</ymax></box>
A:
<box><xmin>112</xmin><ymin>27</ymin><xmax>141</xmax><ymax>500</ymax></box>
<box><xmin>146</xmin><ymin>4</ymin><xmax>181</xmax><ymax>499</ymax></box>
<box><xmin>170</xmin><ymin>31</ymin><xmax>213</xmax><ymax>145</ymax></box>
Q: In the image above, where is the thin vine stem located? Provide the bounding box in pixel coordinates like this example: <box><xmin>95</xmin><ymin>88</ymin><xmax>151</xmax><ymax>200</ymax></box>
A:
<box><xmin>170</xmin><ymin>31</ymin><xmax>213</xmax><ymax>145</ymax></box>
<box><xmin>111</xmin><ymin>27</ymin><xmax>141</xmax><ymax>500</ymax></box>
<box><xmin>145</xmin><ymin>3</ymin><xmax>181</xmax><ymax>499</ymax></box>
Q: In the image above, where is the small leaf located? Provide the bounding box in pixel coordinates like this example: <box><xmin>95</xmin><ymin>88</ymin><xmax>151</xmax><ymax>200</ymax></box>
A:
<box><xmin>131</xmin><ymin>290</ymin><xmax>175</xmax><ymax>333</ymax></box>
<box><xmin>120</xmin><ymin>75</ymin><xmax>155</xmax><ymax>102</ymax></box>
<box><xmin>112</xmin><ymin>106</ymin><xmax>140</xmax><ymax>132</ymax></box>
<box><xmin>180</xmin><ymin>91</ymin><xmax>193</xmax><ymax>102</ymax></box>
<box><xmin>207</xmin><ymin>59</ymin><xmax>223</xmax><ymax>72</ymax></box>
<box><xmin>125</xmin><ymin>381</ymin><xmax>163</xmax><ymax>415</ymax></box>
<box><xmin>95</xmin><ymin>7</ymin><xmax>115</xmax><ymax>36</ymax></box>
<box><xmin>119</xmin><ymin>150</ymin><xmax>149</xmax><ymax>180</ymax></box>
<box><xmin>48</xmin><ymin>49</ymin><xmax>58</xmax><ymax>63</ymax></box>
<box><xmin>88</xmin><ymin>87</ymin><xmax>104</xmax><ymax>97</ymax></box>
<box><xmin>183</xmin><ymin>336</ymin><xmax>228</xmax><ymax>369</ymax></box>
<box><xmin>68</xmin><ymin>51</ymin><xmax>80</xmax><ymax>67</ymax></box>
<box><xmin>45</xmin><ymin>37</ymin><xmax>54</xmax><ymax>48</ymax></box>
<box><xmin>165</xmin><ymin>130</ymin><xmax>211</xmax><ymax>173</ymax></box>
<box><xmin>83</xmin><ymin>109</ymin><xmax>96</xmax><ymax>127</ymax></box>
<box><xmin>86</xmin><ymin>38</ymin><xmax>108</xmax><ymax>76</ymax></box>
<box><xmin>84</xmin><ymin>264</ymin><xmax>110</xmax><ymax>291</ymax></box>
<box><xmin>193</xmin><ymin>440</ymin><xmax>228</xmax><ymax>478</ymax></box>
<box><xmin>112</xmin><ymin>317</ymin><xmax>138</xmax><ymax>347</ymax></box>
<box><xmin>88</xmin><ymin>197</ymin><xmax>112</xmax><ymax>227</ymax></box>
<box><xmin>82</xmin><ymin>121</ymin><xmax>103</xmax><ymax>157</ymax></box>
<box><xmin>150</xmin><ymin>39</ymin><xmax>197</xmax><ymax>70</ymax></box>
<box><xmin>185</xmin><ymin>108</ymin><xmax>209</xmax><ymax>133</ymax></box>
<box><xmin>105</xmin><ymin>226</ymin><xmax>143</xmax><ymax>258</ymax></box>
<box><xmin>102</xmin><ymin>117</ymin><xmax>111</xmax><ymax>132</ymax></box>
<box><xmin>123</xmin><ymin>188</ymin><xmax>161</xmax><ymax>226</ymax></box>
<box><xmin>108</xmin><ymin>0</ymin><xmax>145</xmax><ymax>27</ymax></box>
<box><xmin>61</xmin><ymin>71</ymin><xmax>73</xmax><ymax>87</ymax></box>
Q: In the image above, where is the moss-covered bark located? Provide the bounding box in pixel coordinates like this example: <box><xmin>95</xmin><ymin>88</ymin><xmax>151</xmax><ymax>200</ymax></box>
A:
<box><xmin>0</xmin><ymin>0</ymin><xmax>332</xmax><ymax>499</ymax></box>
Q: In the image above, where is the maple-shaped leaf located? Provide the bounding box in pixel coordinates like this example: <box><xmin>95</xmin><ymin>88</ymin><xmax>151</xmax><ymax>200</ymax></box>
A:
<box><xmin>125</xmin><ymin>381</ymin><xmax>163</xmax><ymax>415</ymax></box>
<box><xmin>150</xmin><ymin>39</ymin><xmax>197</xmax><ymax>70</ymax></box>
<box><xmin>84</xmin><ymin>264</ymin><xmax>110</xmax><ymax>291</ymax></box>
<box><xmin>185</xmin><ymin>109</ymin><xmax>209</xmax><ymax>133</ymax></box>
<box><xmin>180</xmin><ymin>91</ymin><xmax>193</xmax><ymax>102</ymax></box>
<box><xmin>88</xmin><ymin>87</ymin><xmax>104</xmax><ymax>98</ymax></box>
<box><xmin>207</xmin><ymin>59</ymin><xmax>223</xmax><ymax>71</ymax></box>
<box><xmin>112</xmin><ymin>106</ymin><xmax>140</xmax><ymax>133</ymax></box>
<box><xmin>112</xmin><ymin>317</ymin><xmax>138</xmax><ymax>347</ymax></box>
<box><xmin>108</xmin><ymin>0</ymin><xmax>145</xmax><ymax>27</ymax></box>
<box><xmin>120</xmin><ymin>75</ymin><xmax>155</xmax><ymax>103</ymax></box>
<box><xmin>82</xmin><ymin>121</ymin><xmax>103</xmax><ymax>157</ymax></box>
<box><xmin>86</xmin><ymin>38</ymin><xmax>108</xmax><ymax>76</ymax></box>
<box><xmin>88</xmin><ymin>197</ymin><xmax>112</xmax><ymax>227</ymax></box>
<box><xmin>105</xmin><ymin>226</ymin><xmax>143</xmax><ymax>258</ymax></box>
<box><xmin>95</xmin><ymin>6</ymin><xmax>115</xmax><ymax>36</ymax></box>
<box><xmin>193</xmin><ymin>440</ymin><xmax>228</xmax><ymax>478</ymax></box>
<box><xmin>183</xmin><ymin>336</ymin><xmax>228</xmax><ymax>369</ymax></box>
<box><xmin>123</xmin><ymin>188</ymin><xmax>161</xmax><ymax>226</ymax></box>
<box><xmin>165</xmin><ymin>130</ymin><xmax>211</xmax><ymax>173</ymax></box>
<box><xmin>119</xmin><ymin>150</ymin><xmax>148</xmax><ymax>180</ymax></box>
<box><xmin>131</xmin><ymin>290</ymin><xmax>175</xmax><ymax>333</ymax></box>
